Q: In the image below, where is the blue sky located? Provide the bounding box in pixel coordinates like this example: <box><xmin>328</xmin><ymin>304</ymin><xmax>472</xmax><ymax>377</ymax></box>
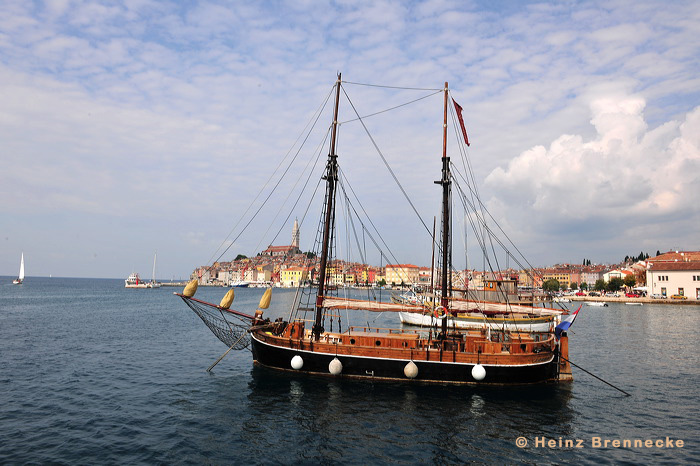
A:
<box><xmin>1</xmin><ymin>0</ymin><xmax>699</xmax><ymax>279</ymax></box>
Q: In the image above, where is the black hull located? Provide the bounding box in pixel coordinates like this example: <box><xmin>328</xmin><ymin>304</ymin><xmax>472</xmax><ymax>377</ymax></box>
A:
<box><xmin>251</xmin><ymin>334</ymin><xmax>560</xmax><ymax>385</ymax></box>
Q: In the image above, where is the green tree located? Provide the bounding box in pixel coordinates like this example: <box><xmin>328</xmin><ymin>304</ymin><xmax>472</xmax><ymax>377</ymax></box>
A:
<box><xmin>571</xmin><ymin>282</ymin><xmax>578</xmax><ymax>290</ymax></box>
<box><xmin>594</xmin><ymin>279</ymin><xmax>606</xmax><ymax>291</ymax></box>
<box><xmin>624</xmin><ymin>274</ymin><xmax>636</xmax><ymax>288</ymax></box>
<box><xmin>606</xmin><ymin>277</ymin><xmax>624</xmax><ymax>292</ymax></box>
<box><xmin>378</xmin><ymin>279</ymin><xmax>387</xmax><ymax>287</ymax></box>
<box><xmin>234</xmin><ymin>254</ymin><xmax>248</xmax><ymax>261</ymax></box>
<box><xmin>542</xmin><ymin>279</ymin><xmax>560</xmax><ymax>293</ymax></box>
<box><xmin>580</xmin><ymin>282</ymin><xmax>588</xmax><ymax>290</ymax></box>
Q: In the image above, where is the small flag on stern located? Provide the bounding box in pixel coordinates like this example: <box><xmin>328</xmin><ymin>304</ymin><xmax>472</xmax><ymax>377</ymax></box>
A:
<box><xmin>452</xmin><ymin>98</ymin><xmax>470</xmax><ymax>146</ymax></box>
<box><xmin>555</xmin><ymin>305</ymin><xmax>581</xmax><ymax>340</ymax></box>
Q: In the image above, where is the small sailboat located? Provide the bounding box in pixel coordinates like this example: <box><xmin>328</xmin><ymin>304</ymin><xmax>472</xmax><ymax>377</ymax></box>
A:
<box><xmin>12</xmin><ymin>253</ymin><xmax>24</xmax><ymax>285</ymax></box>
<box><xmin>148</xmin><ymin>253</ymin><xmax>162</xmax><ymax>288</ymax></box>
<box><xmin>176</xmin><ymin>74</ymin><xmax>577</xmax><ymax>385</ymax></box>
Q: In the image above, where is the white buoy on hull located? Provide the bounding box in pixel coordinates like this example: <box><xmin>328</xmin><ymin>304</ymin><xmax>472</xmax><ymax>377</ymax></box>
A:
<box><xmin>291</xmin><ymin>355</ymin><xmax>304</xmax><ymax>370</ymax></box>
<box><xmin>329</xmin><ymin>357</ymin><xmax>342</xmax><ymax>375</ymax></box>
<box><xmin>471</xmin><ymin>364</ymin><xmax>486</xmax><ymax>381</ymax></box>
<box><xmin>404</xmin><ymin>361</ymin><xmax>418</xmax><ymax>379</ymax></box>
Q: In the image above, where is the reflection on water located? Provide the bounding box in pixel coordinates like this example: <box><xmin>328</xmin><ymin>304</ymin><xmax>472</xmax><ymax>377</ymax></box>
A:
<box><xmin>237</xmin><ymin>366</ymin><xmax>576</xmax><ymax>463</ymax></box>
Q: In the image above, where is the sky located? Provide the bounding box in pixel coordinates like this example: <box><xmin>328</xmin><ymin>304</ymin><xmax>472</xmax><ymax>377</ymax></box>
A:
<box><xmin>1</xmin><ymin>0</ymin><xmax>699</xmax><ymax>280</ymax></box>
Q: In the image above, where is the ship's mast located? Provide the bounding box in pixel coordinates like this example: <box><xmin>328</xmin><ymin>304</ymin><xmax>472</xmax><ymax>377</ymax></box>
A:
<box><xmin>437</xmin><ymin>82</ymin><xmax>450</xmax><ymax>334</ymax></box>
<box><xmin>313</xmin><ymin>73</ymin><xmax>342</xmax><ymax>340</ymax></box>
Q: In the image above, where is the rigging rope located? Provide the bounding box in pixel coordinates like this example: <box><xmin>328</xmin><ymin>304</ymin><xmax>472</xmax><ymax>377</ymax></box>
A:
<box><xmin>342</xmin><ymin>80</ymin><xmax>443</xmax><ymax>91</ymax></box>
<box><xmin>202</xmin><ymin>84</ymin><xmax>335</xmax><ymax>272</ymax></box>
<box><xmin>340</xmin><ymin>84</ymin><xmax>434</xmax><ymax>239</ymax></box>
<box><xmin>339</xmin><ymin>90</ymin><xmax>443</xmax><ymax>124</ymax></box>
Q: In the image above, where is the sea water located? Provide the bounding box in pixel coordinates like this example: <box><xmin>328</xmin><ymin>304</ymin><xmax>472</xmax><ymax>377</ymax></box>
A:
<box><xmin>0</xmin><ymin>277</ymin><xmax>698</xmax><ymax>464</ymax></box>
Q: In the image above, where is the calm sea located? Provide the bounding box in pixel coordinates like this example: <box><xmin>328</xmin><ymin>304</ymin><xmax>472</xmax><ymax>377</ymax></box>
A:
<box><xmin>1</xmin><ymin>277</ymin><xmax>697</xmax><ymax>464</ymax></box>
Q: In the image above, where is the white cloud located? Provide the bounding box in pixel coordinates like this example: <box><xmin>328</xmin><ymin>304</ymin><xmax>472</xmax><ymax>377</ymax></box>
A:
<box><xmin>483</xmin><ymin>94</ymin><xmax>700</xmax><ymax>263</ymax></box>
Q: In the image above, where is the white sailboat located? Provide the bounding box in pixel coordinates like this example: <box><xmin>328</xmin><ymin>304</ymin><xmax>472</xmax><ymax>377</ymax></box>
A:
<box><xmin>148</xmin><ymin>253</ymin><xmax>162</xmax><ymax>288</ymax></box>
<box><xmin>12</xmin><ymin>253</ymin><xmax>25</xmax><ymax>285</ymax></box>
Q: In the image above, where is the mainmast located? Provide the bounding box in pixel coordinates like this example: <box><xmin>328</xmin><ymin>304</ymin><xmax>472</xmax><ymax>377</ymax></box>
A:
<box><xmin>313</xmin><ymin>73</ymin><xmax>342</xmax><ymax>340</ymax></box>
<box><xmin>436</xmin><ymin>82</ymin><xmax>451</xmax><ymax>334</ymax></box>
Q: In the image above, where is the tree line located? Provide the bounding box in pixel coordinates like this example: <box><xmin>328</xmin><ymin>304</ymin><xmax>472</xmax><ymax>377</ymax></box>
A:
<box><xmin>543</xmin><ymin>274</ymin><xmax>636</xmax><ymax>293</ymax></box>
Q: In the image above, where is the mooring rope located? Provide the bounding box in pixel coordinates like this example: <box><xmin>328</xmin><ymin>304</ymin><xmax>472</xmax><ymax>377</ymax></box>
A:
<box><xmin>561</xmin><ymin>355</ymin><xmax>631</xmax><ymax>396</ymax></box>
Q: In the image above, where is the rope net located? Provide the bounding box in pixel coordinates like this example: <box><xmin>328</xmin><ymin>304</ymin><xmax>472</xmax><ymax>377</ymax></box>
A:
<box><xmin>180</xmin><ymin>296</ymin><xmax>251</xmax><ymax>350</ymax></box>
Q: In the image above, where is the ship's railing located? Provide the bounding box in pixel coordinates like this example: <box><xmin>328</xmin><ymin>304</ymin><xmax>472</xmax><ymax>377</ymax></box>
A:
<box><xmin>348</xmin><ymin>326</ymin><xmax>423</xmax><ymax>335</ymax></box>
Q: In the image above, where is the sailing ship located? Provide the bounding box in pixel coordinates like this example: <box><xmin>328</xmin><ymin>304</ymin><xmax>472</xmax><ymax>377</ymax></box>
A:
<box><xmin>12</xmin><ymin>252</ymin><xmax>24</xmax><ymax>285</ymax></box>
<box><xmin>177</xmin><ymin>74</ymin><xmax>576</xmax><ymax>384</ymax></box>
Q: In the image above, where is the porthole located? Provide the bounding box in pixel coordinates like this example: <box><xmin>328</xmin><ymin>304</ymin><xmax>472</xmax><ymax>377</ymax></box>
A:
<box><xmin>350</xmin><ymin>338</ymin><xmax>355</xmax><ymax>345</ymax></box>
<box><xmin>375</xmin><ymin>340</ymin><xmax>381</xmax><ymax>346</ymax></box>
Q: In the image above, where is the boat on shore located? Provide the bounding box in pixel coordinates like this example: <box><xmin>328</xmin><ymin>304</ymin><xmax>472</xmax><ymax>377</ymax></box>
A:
<box><xmin>12</xmin><ymin>252</ymin><xmax>25</xmax><ymax>285</ymax></box>
<box><xmin>176</xmin><ymin>75</ymin><xmax>576</xmax><ymax>385</ymax></box>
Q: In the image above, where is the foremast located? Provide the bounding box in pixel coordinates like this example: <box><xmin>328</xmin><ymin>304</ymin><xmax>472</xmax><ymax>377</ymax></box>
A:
<box><xmin>313</xmin><ymin>73</ymin><xmax>342</xmax><ymax>340</ymax></box>
<box><xmin>436</xmin><ymin>82</ymin><xmax>451</xmax><ymax>335</ymax></box>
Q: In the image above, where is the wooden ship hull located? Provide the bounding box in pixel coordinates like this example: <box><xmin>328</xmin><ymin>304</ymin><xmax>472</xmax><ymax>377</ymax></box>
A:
<box><xmin>250</xmin><ymin>322</ymin><xmax>569</xmax><ymax>384</ymax></box>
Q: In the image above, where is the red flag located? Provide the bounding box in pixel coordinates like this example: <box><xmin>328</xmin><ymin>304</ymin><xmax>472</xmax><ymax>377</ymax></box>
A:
<box><xmin>452</xmin><ymin>98</ymin><xmax>470</xmax><ymax>146</ymax></box>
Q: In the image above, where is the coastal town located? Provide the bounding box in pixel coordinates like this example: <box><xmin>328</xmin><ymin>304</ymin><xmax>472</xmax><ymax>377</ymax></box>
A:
<box><xmin>189</xmin><ymin>221</ymin><xmax>700</xmax><ymax>303</ymax></box>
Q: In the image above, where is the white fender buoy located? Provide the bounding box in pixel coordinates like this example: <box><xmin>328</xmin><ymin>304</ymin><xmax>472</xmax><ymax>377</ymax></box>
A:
<box><xmin>472</xmin><ymin>364</ymin><xmax>486</xmax><ymax>381</ymax></box>
<box><xmin>291</xmin><ymin>355</ymin><xmax>304</xmax><ymax>370</ymax></box>
<box><xmin>404</xmin><ymin>361</ymin><xmax>418</xmax><ymax>379</ymax></box>
<box><xmin>329</xmin><ymin>357</ymin><xmax>342</xmax><ymax>375</ymax></box>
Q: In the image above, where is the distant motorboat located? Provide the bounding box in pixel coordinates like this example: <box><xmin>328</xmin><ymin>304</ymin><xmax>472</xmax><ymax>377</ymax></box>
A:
<box><xmin>125</xmin><ymin>272</ymin><xmax>149</xmax><ymax>288</ymax></box>
<box><xmin>230</xmin><ymin>280</ymin><xmax>250</xmax><ymax>288</ymax></box>
<box><xmin>12</xmin><ymin>252</ymin><xmax>25</xmax><ymax>285</ymax></box>
<box><xmin>625</xmin><ymin>302</ymin><xmax>643</xmax><ymax>306</ymax></box>
<box><xmin>587</xmin><ymin>302</ymin><xmax>608</xmax><ymax>307</ymax></box>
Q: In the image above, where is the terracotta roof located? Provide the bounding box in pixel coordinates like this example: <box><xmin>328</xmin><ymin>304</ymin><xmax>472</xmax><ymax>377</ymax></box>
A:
<box><xmin>647</xmin><ymin>261</ymin><xmax>700</xmax><ymax>271</ymax></box>
<box><xmin>649</xmin><ymin>251</ymin><xmax>700</xmax><ymax>262</ymax></box>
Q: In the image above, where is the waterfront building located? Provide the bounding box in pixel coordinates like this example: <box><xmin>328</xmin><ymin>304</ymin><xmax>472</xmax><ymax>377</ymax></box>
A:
<box><xmin>542</xmin><ymin>269</ymin><xmax>571</xmax><ymax>289</ymax></box>
<box><xmin>385</xmin><ymin>264</ymin><xmax>420</xmax><ymax>287</ymax></box>
<box><xmin>280</xmin><ymin>266</ymin><xmax>309</xmax><ymax>288</ymax></box>
<box><xmin>646</xmin><ymin>251</ymin><xmax>700</xmax><ymax>300</ymax></box>
<box><xmin>581</xmin><ymin>268</ymin><xmax>602</xmax><ymax>289</ymax></box>
<box><xmin>603</xmin><ymin>269</ymin><xmax>634</xmax><ymax>283</ymax></box>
